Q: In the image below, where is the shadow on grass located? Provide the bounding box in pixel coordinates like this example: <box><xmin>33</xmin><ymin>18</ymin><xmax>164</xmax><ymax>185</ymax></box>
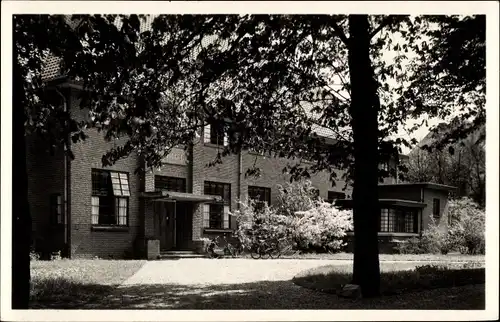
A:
<box><xmin>30</xmin><ymin>278</ymin><xmax>485</xmax><ymax>310</ymax></box>
<box><xmin>292</xmin><ymin>264</ymin><xmax>485</xmax><ymax>297</ymax></box>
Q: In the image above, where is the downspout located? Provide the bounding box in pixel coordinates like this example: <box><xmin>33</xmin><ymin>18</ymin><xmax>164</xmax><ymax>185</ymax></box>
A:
<box><xmin>238</xmin><ymin>151</ymin><xmax>242</xmax><ymax>209</ymax></box>
<box><xmin>420</xmin><ymin>187</ymin><xmax>424</xmax><ymax>237</ymax></box>
<box><xmin>55</xmin><ymin>87</ymin><xmax>71</xmax><ymax>258</ymax></box>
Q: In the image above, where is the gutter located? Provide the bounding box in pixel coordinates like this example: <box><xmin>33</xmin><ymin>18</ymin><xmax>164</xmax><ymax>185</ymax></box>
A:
<box><xmin>54</xmin><ymin>87</ymin><xmax>71</xmax><ymax>258</ymax></box>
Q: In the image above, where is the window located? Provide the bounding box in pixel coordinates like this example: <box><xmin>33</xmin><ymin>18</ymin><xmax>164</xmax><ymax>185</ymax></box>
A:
<box><xmin>203</xmin><ymin>181</ymin><xmax>231</xmax><ymax>229</ymax></box>
<box><xmin>248</xmin><ymin>186</ymin><xmax>271</xmax><ymax>211</ymax></box>
<box><xmin>248</xmin><ymin>186</ymin><xmax>271</xmax><ymax>204</ymax></box>
<box><xmin>380</xmin><ymin>208</ymin><xmax>418</xmax><ymax>233</ymax></box>
<box><xmin>50</xmin><ymin>194</ymin><xmax>63</xmax><ymax>225</ymax></box>
<box><xmin>204</xmin><ymin>123</ymin><xmax>228</xmax><ymax>146</ymax></box>
<box><xmin>155</xmin><ymin>176</ymin><xmax>186</xmax><ymax>192</ymax></box>
<box><xmin>91</xmin><ymin>169</ymin><xmax>129</xmax><ymax>226</ymax></box>
<box><xmin>379</xmin><ymin>161</ymin><xmax>389</xmax><ymax>172</ymax></box>
<box><xmin>433</xmin><ymin>198</ymin><xmax>441</xmax><ymax>220</ymax></box>
<box><xmin>327</xmin><ymin>191</ymin><xmax>346</xmax><ymax>203</ymax></box>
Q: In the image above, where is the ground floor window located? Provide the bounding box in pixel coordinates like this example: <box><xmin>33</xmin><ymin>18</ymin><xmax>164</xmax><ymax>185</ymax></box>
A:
<box><xmin>248</xmin><ymin>186</ymin><xmax>271</xmax><ymax>211</ymax></box>
<box><xmin>327</xmin><ymin>191</ymin><xmax>346</xmax><ymax>203</ymax></box>
<box><xmin>91</xmin><ymin>169</ymin><xmax>129</xmax><ymax>226</ymax></box>
<box><xmin>155</xmin><ymin>175</ymin><xmax>186</xmax><ymax>192</ymax></box>
<box><xmin>203</xmin><ymin>181</ymin><xmax>231</xmax><ymax>229</ymax></box>
<box><xmin>380</xmin><ymin>207</ymin><xmax>418</xmax><ymax>233</ymax></box>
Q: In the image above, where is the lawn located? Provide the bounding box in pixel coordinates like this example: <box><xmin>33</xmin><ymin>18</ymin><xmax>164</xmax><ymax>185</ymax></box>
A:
<box><xmin>30</xmin><ymin>259</ymin><xmax>145</xmax><ymax>308</ymax></box>
<box><xmin>293</xmin><ymin>261</ymin><xmax>485</xmax><ymax>297</ymax></box>
<box><xmin>243</xmin><ymin>252</ymin><xmax>486</xmax><ymax>262</ymax></box>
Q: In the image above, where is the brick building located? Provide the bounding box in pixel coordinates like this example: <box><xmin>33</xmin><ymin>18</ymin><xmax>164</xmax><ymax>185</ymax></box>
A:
<box><xmin>28</xmin><ymin>17</ymin><xmax>456</xmax><ymax>259</ymax></box>
<box><xmin>27</xmin><ymin>85</ymin><xmax>455</xmax><ymax>258</ymax></box>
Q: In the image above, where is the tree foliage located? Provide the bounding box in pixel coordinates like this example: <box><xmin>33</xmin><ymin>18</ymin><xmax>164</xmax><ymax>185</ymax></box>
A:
<box><xmin>403</xmin><ymin>122</ymin><xmax>485</xmax><ymax>206</ymax></box>
<box><xmin>13</xmin><ymin>14</ymin><xmax>485</xmax><ymax>304</ymax></box>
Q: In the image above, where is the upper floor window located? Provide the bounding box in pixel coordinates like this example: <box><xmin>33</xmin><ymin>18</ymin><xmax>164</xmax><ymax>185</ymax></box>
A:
<box><xmin>155</xmin><ymin>176</ymin><xmax>186</xmax><ymax>193</ymax></box>
<box><xmin>203</xmin><ymin>181</ymin><xmax>231</xmax><ymax>229</ymax></box>
<box><xmin>91</xmin><ymin>169</ymin><xmax>129</xmax><ymax>226</ymax></box>
<box><xmin>204</xmin><ymin>123</ymin><xmax>228</xmax><ymax>146</ymax></box>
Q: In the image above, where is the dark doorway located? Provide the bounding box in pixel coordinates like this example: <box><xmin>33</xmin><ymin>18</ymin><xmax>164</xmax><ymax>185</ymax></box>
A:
<box><xmin>175</xmin><ymin>202</ymin><xmax>193</xmax><ymax>250</ymax></box>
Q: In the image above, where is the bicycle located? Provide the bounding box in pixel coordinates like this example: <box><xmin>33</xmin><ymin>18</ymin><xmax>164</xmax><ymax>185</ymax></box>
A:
<box><xmin>250</xmin><ymin>238</ymin><xmax>278</xmax><ymax>259</ymax></box>
<box><xmin>206</xmin><ymin>234</ymin><xmax>238</xmax><ymax>259</ymax></box>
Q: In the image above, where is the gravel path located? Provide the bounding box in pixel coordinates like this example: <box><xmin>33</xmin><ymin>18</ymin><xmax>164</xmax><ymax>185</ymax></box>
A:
<box><xmin>121</xmin><ymin>258</ymin><xmax>350</xmax><ymax>286</ymax></box>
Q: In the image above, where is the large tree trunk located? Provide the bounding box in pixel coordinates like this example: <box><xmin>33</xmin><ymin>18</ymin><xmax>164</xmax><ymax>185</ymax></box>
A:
<box><xmin>347</xmin><ymin>15</ymin><xmax>381</xmax><ymax>298</ymax></box>
<box><xmin>12</xmin><ymin>54</ymin><xmax>32</xmax><ymax>309</ymax></box>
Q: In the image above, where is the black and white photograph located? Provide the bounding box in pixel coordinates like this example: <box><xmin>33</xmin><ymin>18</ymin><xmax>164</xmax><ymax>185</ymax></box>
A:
<box><xmin>1</xmin><ymin>1</ymin><xmax>498</xmax><ymax>321</ymax></box>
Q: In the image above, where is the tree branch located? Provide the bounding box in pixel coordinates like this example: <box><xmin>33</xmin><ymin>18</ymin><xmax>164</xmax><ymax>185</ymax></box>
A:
<box><xmin>332</xmin><ymin>20</ymin><xmax>349</xmax><ymax>45</ymax></box>
<box><xmin>369</xmin><ymin>15</ymin><xmax>406</xmax><ymax>40</ymax></box>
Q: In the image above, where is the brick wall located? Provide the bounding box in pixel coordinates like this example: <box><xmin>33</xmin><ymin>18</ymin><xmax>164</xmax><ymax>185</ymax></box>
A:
<box><xmin>241</xmin><ymin>151</ymin><xmax>350</xmax><ymax>204</ymax></box>
<box><xmin>26</xmin><ymin>133</ymin><xmax>66</xmax><ymax>256</ymax></box>
<box><xmin>68</xmin><ymin>92</ymin><xmax>142</xmax><ymax>259</ymax></box>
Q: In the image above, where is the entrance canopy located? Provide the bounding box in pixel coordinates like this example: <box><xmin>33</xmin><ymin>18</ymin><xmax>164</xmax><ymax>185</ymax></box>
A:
<box><xmin>140</xmin><ymin>190</ymin><xmax>222</xmax><ymax>203</ymax></box>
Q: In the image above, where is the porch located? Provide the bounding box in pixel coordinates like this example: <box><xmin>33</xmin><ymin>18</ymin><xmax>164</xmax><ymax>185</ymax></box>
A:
<box><xmin>141</xmin><ymin>191</ymin><xmax>222</xmax><ymax>259</ymax></box>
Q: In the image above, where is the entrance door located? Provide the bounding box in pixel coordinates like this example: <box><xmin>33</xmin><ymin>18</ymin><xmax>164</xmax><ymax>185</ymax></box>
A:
<box><xmin>175</xmin><ymin>202</ymin><xmax>193</xmax><ymax>249</ymax></box>
<box><xmin>158</xmin><ymin>202</ymin><xmax>176</xmax><ymax>250</ymax></box>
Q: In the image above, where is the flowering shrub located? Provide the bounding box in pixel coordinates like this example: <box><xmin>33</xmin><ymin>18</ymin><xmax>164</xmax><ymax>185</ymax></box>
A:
<box><xmin>291</xmin><ymin>201</ymin><xmax>353</xmax><ymax>252</ymax></box>
<box><xmin>275</xmin><ymin>180</ymin><xmax>319</xmax><ymax>218</ymax></box>
<box><xmin>233</xmin><ymin>180</ymin><xmax>352</xmax><ymax>253</ymax></box>
<box><xmin>396</xmin><ymin>198</ymin><xmax>485</xmax><ymax>255</ymax></box>
<box><xmin>232</xmin><ymin>198</ymin><xmax>290</xmax><ymax>251</ymax></box>
<box><xmin>447</xmin><ymin>198</ymin><xmax>485</xmax><ymax>254</ymax></box>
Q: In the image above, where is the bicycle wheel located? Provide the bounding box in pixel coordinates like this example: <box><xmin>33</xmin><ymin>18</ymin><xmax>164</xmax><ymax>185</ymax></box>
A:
<box><xmin>269</xmin><ymin>244</ymin><xmax>281</xmax><ymax>259</ymax></box>
<box><xmin>227</xmin><ymin>245</ymin><xmax>237</xmax><ymax>258</ymax></box>
<box><xmin>250</xmin><ymin>247</ymin><xmax>261</xmax><ymax>259</ymax></box>
<box><xmin>260</xmin><ymin>248</ymin><xmax>271</xmax><ymax>259</ymax></box>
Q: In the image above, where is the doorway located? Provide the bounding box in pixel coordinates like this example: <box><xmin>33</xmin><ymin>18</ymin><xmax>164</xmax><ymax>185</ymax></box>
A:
<box><xmin>156</xmin><ymin>201</ymin><xmax>193</xmax><ymax>251</ymax></box>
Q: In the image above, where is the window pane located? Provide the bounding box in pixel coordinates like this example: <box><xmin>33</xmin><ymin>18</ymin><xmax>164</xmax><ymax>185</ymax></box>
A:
<box><xmin>203</xmin><ymin>204</ymin><xmax>210</xmax><ymax>228</ymax></box>
<box><xmin>116</xmin><ymin>197</ymin><xmax>128</xmax><ymax>226</ymax></box>
<box><xmin>92</xmin><ymin>169</ymin><xmax>110</xmax><ymax>196</ymax></box>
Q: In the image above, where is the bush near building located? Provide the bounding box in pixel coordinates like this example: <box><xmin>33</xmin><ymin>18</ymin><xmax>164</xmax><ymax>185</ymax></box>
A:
<box><xmin>396</xmin><ymin>197</ymin><xmax>485</xmax><ymax>255</ymax></box>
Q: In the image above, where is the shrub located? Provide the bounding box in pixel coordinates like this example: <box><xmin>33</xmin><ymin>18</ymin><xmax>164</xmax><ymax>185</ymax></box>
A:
<box><xmin>30</xmin><ymin>250</ymin><xmax>40</xmax><ymax>261</ymax></box>
<box><xmin>395</xmin><ymin>237</ymin><xmax>426</xmax><ymax>254</ymax></box>
<box><xmin>290</xmin><ymin>201</ymin><xmax>353</xmax><ymax>252</ymax></box>
<box><xmin>447</xmin><ymin>197</ymin><xmax>485</xmax><ymax>255</ymax></box>
<box><xmin>233</xmin><ymin>198</ymin><xmax>290</xmax><ymax>251</ymax></box>
<box><xmin>233</xmin><ymin>181</ymin><xmax>352</xmax><ymax>253</ymax></box>
<box><xmin>275</xmin><ymin>180</ymin><xmax>319</xmax><ymax>218</ymax></box>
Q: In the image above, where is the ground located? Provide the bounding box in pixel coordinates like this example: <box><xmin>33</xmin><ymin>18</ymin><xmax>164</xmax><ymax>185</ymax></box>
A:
<box><xmin>30</xmin><ymin>256</ymin><xmax>485</xmax><ymax>309</ymax></box>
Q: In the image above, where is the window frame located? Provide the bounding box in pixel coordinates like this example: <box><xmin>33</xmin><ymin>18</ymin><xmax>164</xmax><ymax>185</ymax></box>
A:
<box><xmin>379</xmin><ymin>207</ymin><xmax>418</xmax><ymax>233</ymax></box>
<box><xmin>248</xmin><ymin>186</ymin><xmax>271</xmax><ymax>204</ymax></box>
<box><xmin>327</xmin><ymin>191</ymin><xmax>346</xmax><ymax>203</ymax></box>
<box><xmin>50</xmin><ymin>193</ymin><xmax>63</xmax><ymax>225</ymax></box>
<box><xmin>432</xmin><ymin>198</ymin><xmax>441</xmax><ymax>220</ymax></box>
<box><xmin>154</xmin><ymin>175</ymin><xmax>187</xmax><ymax>193</ymax></box>
<box><xmin>91</xmin><ymin>169</ymin><xmax>130</xmax><ymax>227</ymax></box>
<box><xmin>204</xmin><ymin>181</ymin><xmax>231</xmax><ymax>229</ymax></box>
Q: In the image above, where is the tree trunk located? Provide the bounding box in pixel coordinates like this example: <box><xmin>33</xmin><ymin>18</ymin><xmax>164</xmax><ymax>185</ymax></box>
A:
<box><xmin>12</xmin><ymin>54</ymin><xmax>32</xmax><ymax>309</ymax></box>
<box><xmin>347</xmin><ymin>15</ymin><xmax>381</xmax><ymax>298</ymax></box>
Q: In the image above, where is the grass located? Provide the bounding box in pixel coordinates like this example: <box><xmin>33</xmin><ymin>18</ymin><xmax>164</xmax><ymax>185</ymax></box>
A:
<box><xmin>293</xmin><ymin>261</ymin><xmax>485</xmax><ymax>296</ymax></box>
<box><xmin>30</xmin><ymin>259</ymin><xmax>145</xmax><ymax>307</ymax></box>
<box><xmin>242</xmin><ymin>251</ymin><xmax>486</xmax><ymax>262</ymax></box>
